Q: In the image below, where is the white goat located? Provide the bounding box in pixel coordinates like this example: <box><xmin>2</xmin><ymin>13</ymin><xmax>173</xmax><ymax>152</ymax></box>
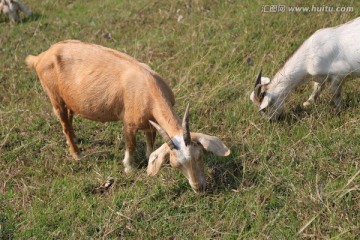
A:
<box><xmin>250</xmin><ymin>17</ymin><xmax>360</xmax><ymax>120</ymax></box>
<box><xmin>26</xmin><ymin>40</ymin><xmax>230</xmax><ymax>192</ymax></box>
<box><xmin>0</xmin><ymin>0</ymin><xmax>31</xmax><ymax>24</ymax></box>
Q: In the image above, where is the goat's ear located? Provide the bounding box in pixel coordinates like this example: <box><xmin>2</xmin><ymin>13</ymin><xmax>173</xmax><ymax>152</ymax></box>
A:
<box><xmin>147</xmin><ymin>143</ymin><xmax>170</xmax><ymax>176</ymax></box>
<box><xmin>259</xmin><ymin>95</ymin><xmax>271</xmax><ymax>112</ymax></box>
<box><xmin>191</xmin><ymin>133</ymin><xmax>231</xmax><ymax>157</ymax></box>
<box><xmin>261</xmin><ymin>77</ymin><xmax>270</xmax><ymax>85</ymax></box>
<box><xmin>254</xmin><ymin>84</ymin><xmax>265</xmax><ymax>102</ymax></box>
<box><xmin>254</xmin><ymin>77</ymin><xmax>271</xmax><ymax>102</ymax></box>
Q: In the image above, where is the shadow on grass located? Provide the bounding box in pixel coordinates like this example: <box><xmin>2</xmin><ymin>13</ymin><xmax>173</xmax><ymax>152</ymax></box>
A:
<box><xmin>0</xmin><ymin>12</ymin><xmax>41</xmax><ymax>24</ymax></box>
<box><xmin>279</xmin><ymin>90</ymin><xmax>360</xmax><ymax>125</ymax></box>
<box><xmin>205</xmin><ymin>144</ymin><xmax>253</xmax><ymax>194</ymax></box>
<box><xmin>74</xmin><ymin>138</ymin><xmax>149</xmax><ymax>171</ymax></box>
<box><xmin>280</xmin><ymin>104</ymin><xmax>311</xmax><ymax>125</ymax></box>
<box><xmin>22</xmin><ymin>12</ymin><xmax>41</xmax><ymax>23</ymax></box>
<box><xmin>206</xmin><ymin>161</ymin><xmax>243</xmax><ymax>194</ymax></box>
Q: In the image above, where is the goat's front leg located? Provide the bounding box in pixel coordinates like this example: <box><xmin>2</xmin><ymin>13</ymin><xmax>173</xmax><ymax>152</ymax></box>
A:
<box><xmin>145</xmin><ymin>130</ymin><xmax>156</xmax><ymax>159</ymax></box>
<box><xmin>53</xmin><ymin>104</ymin><xmax>81</xmax><ymax>160</ymax></box>
<box><xmin>303</xmin><ymin>81</ymin><xmax>325</xmax><ymax>107</ymax></box>
<box><xmin>330</xmin><ymin>76</ymin><xmax>343</xmax><ymax>111</ymax></box>
<box><xmin>7</xmin><ymin>8</ymin><xmax>18</xmax><ymax>24</ymax></box>
<box><xmin>123</xmin><ymin>125</ymin><xmax>137</xmax><ymax>173</ymax></box>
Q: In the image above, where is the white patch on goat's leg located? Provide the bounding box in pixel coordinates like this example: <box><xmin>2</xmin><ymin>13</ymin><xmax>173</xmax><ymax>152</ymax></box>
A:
<box><xmin>123</xmin><ymin>126</ymin><xmax>137</xmax><ymax>173</ymax></box>
<box><xmin>303</xmin><ymin>82</ymin><xmax>324</xmax><ymax>107</ymax></box>
<box><xmin>123</xmin><ymin>150</ymin><xmax>134</xmax><ymax>173</ymax></box>
<box><xmin>66</xmin><ymin>137</ymin><xmax>78</xmax><ymax>145</ymax></box>
<box><xmin>172</xmin><ymin>135</ymin><xmax>191</xmax><ymax>162</ymax></box>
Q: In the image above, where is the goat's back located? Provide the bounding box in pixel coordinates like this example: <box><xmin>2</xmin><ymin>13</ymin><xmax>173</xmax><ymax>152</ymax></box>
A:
<box><xmin>28</xmin><ymin>40</ymin><xmax>175</xmax><ymax>125</ymax></box>
<box><xmin>302</xmin><ymin>17</ymin><xmax>360</xmax><ymax>76</ymax></box>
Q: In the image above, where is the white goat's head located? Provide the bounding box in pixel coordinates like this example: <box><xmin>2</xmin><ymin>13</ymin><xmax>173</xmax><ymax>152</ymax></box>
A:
<box><xmin>148</xmin><ymin>105</ymin><xmax>230</xmax><ymax>193</ymax></box>
<box><xmin>250</xmin><ymin>70</ymin><xmax>284</xmax><ymax>120</ymax></box>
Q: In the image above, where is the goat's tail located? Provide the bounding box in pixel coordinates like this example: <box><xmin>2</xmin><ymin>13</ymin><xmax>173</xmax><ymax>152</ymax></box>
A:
<box><xmin>25</xmin><ymin>55</ymin><xmax>39</xmax><ymax>69</ymax></box>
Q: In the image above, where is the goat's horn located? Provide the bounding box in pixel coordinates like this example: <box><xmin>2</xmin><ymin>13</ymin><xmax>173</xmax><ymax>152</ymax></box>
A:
<box><xmin>254</xmin><ymin>84</ymin><xmax>264</xmax><ymax>101</ymax></box>
<box><xmin>254</xmin><ymin>69</ymin><xmax>262</xmax><ymax>88</ymax></box>
<box><xmin>182</xmin><ymin>103</ymin><xmax>191</xmax><ymax>146</ymax></box>
<box><xmin>149</xmin><ymin>120</ymin><xmax>177</xmax><ymax>150</ymax></box>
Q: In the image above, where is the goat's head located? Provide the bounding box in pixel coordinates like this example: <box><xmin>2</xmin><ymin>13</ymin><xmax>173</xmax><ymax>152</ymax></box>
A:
<box><xmin>250</xmin><ymin>69</ymin><xmax>284</xmax><ymax>120</ymax></box>
<box><xmin>147</xmin><ymin>104</ymin><xmax>230</xmax><ymax>193</ymax></box>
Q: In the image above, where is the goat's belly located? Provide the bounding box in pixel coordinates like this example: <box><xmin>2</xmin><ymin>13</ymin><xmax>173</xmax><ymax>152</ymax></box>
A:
<box><xmin>77</xmin><ymin>112</ymin><xmax>120</xmax><ymax>122</ymax></box>
<box><xmin>58</xmin><ymin>85</ymin><xmax>124</xmax><ymax>122</ymax></box>
<box><xmin>64</xmin><ymin>99</ymin><xmax>123</xmax><ymax>122</ymax></box>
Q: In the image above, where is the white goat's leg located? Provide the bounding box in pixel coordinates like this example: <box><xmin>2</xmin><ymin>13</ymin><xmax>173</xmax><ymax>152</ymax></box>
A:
<box><xmin>145</xmin><ymin>131</ymin><xmax>156</xmax><ymax>159</ymax></box>
<box><xmin>123</xmin><ymin>150</ymin><xmax>134</xmax><ymax>174</ymax></box>
<box><xmin>123</xmin><ymin>125</ymin><xmax>137</xmax><ymax>173</ymax></box>
<box><xmin>303</xmin><ymin>82</ymin><xmax>325</xmax><ymax>107</ymax></box>
<box><xmin>330</xmin><ymin>76</ymin><xmax>343</xmax><ymax>111</ymax></box>
<box><xmin>6</xmin><ymin>7</ymin><xmax>17</xmax><ymax>24</ymax></box>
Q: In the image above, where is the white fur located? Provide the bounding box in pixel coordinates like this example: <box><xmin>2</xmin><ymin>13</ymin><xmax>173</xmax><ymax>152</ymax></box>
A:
<box><xmin>171</xmin><ymin>135</ymin><xmax>191</xmax><ymax>163</ymax></box>
<box><xmin>123</xmin><ymin>150</ymin><xmax>133</xmax><ymax>173</ymax></box>
<box><xmin>251</xmin><ymin>17</ymin><xmax>360</xmax><ymax>119</ymax></box>
<box><xmin>0</xmin><ymin>0</ymin><xmax>31</xmax><ymax>24</ymax></box>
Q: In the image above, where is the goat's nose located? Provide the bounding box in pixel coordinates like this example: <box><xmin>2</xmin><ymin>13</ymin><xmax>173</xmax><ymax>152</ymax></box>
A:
<box><xmin>191</xmin><ymin>182</ymin><xmax>206</xmax><ymax>193</ymax></box>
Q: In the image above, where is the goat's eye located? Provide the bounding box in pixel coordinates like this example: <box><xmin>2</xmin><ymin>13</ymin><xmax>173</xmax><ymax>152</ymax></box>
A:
<box><xmin>260</xmin><ymin>92</ymin><xmax>266</xmax><ymax>100</ymax></box>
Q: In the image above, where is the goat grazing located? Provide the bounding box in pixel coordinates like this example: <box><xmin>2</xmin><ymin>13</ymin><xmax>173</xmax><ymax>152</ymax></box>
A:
<box><xmin>0</xmin><ymin>0</ymin><xmax>31</xmax><ymax>24</ymax></box>
<box><xmin>26</xmin><ymin>40</ymin><xmax>230</xmax><ymax>192</ymax></box>
<box><xmin>250</xmin><ymin>17</ymin><xmax>360</xmax><ymax>120</ymax></box>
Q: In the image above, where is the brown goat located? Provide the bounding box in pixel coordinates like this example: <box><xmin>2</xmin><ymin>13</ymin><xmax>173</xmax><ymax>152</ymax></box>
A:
<box><xmin>26</xmin><ymin>40</ymin><xmax>230</xmax><ymax>192</ymax></box>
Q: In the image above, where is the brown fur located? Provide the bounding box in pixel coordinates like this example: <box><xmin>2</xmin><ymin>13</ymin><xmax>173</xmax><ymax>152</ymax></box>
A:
<box><xmin>27</xmin><ymin>40</ymin><xmax>231</xmax><ymax>192</ymax></box>
<box><xmin>26</xmin><ymin>40</ymin><xmax>179</xmax><ymax>160</ymax></box>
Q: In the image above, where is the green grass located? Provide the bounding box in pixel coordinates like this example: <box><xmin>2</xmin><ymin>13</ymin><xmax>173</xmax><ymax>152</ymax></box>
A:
<box><xmin>1</xmin><ymin>0</ymin><xmax>360</xmax><ymax>239</ymax></box>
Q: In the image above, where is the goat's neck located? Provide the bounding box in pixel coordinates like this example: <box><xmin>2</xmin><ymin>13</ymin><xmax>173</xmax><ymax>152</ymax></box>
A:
<box><xmin>268</xmin><ymin>51</ymin><xmax>308</xmax><ymax>97</ymax></box>
<box><xmin>152</xmin><ymin>99</ymin><xmax>182</xmax><ymax>137</ymax></box>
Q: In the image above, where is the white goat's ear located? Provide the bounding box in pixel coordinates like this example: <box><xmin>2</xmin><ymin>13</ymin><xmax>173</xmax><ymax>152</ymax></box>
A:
<box><xmin>191</xmin><ymin>133</ymin><xmax>231</xmax><ymax>157</ymax></box>
<box><xmin>253</xmin><ymin>76</ymin><xmax>270</xmax><ymax>103</ymax></box>
<box><xmin>147</xmin><ymin>143</ymin><xmax>170</xmax><ymax>176</ymax></box>
<box><xmin>259</xmin><ymin>95</ymin><xmax>271</xmax><ymax>112</ymax></box>
<box><xmin>261</xmin><ymin>77</ymin><xmax>270</xmax><ymax>85</ymax></box>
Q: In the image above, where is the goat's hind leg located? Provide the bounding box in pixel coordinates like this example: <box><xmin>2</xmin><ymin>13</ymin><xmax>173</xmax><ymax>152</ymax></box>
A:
<box><xmin>67</xmin><ymin>109</ymin><xmax>78</xmax><ymax>144</ymax></box>
<box><xmin>53</xmin><ymin>103</ymin><xmax>81</xmax><ymax>160</ymax></box>
<box><xmin>330</xmin><ymin>76</ymin><xmax>344</xmax><ymax>112</ymax></box>
<box><xmin>15</xmin><ymin>0</ymin><xmax>32</xmax><ymax>16</ymax></box>
<box><xmin>7</xmin><ymin>8</ymin><xmax>18</xmax><ymax>24</ymax></box>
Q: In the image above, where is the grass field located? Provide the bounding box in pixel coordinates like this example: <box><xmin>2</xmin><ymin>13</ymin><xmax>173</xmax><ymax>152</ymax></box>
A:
<box><xmin>1</xmin><ymin>0</ymin><xmax>359</xmax><ymax>239</ymax></box>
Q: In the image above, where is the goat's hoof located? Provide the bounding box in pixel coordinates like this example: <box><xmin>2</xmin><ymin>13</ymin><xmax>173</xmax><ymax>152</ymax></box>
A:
<box><xmin>72</xmin><ymin>152</ymin><xmax>82</xmax><ymax>160</ymax></box>
<box><xmin>66</xmin><ymin>137</ymin><xmax>79</xmax><ymax>145</ymax></box>
<box><xmin>330</xmin><ymin>101</ymin><xmax>342</xmax><ymax>114</ymax></box>
<box><xmin>303</xmin><ymin>101</ymin><xmax>312</xmax><ymax>108</ymax></box>
<box><xmin>124</xmin><ymin>166</ymin><xmax>133</xmax><ymax>174</ymax></box>
<box><xmin>334</xmin><ymin>106</ymin><xmax>342</xmax><ymax>115</ymax></box>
